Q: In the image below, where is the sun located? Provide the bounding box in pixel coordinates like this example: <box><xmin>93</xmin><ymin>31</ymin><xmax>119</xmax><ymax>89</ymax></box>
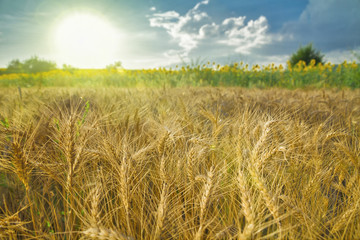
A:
<box><xmin>54</xmin><ymin>13</ymin><xmax>120</xmax><ymax>67</ymax></box>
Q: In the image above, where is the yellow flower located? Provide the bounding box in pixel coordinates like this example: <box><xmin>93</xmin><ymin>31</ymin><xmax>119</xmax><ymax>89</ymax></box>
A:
<box><xmin>309</xmin><ymin>59</ymin><xmax>316</xmax><ymax>67</ymax></box>
<box><xmin>336</xmin><ymin>65</ymin><xmax>342</xmax><ymax>73</ymax></box>
<box><xmin>351</xmin><ymin>61</ymin><xmax>358</xmax><ymax>69</ymax></box>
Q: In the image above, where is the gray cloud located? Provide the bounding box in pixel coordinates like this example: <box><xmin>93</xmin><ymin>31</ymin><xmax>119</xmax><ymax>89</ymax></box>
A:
<box><xmin>281</xmin><ymin>0</ymin><xmax>360</xmax><ymax>51</ymax></box>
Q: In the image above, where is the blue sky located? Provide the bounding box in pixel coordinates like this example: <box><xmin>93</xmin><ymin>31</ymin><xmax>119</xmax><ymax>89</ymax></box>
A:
<box><xmin>0</xmin><ymin>0</ymin><xmax>359</xmax><ymax>68</ymax></box>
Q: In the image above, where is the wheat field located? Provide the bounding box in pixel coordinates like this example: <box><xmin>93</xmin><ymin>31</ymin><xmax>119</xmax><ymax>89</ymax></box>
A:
<box><xmin>0</xmin><ymin>87</ymin><xmax>359</xmax><ymax>239</ymax></box>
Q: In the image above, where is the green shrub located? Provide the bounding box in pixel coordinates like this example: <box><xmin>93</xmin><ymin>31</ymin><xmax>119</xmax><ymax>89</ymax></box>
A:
<box><xmin>289</xmin><ymin>43</ymin><xmax>324</xmax><ymax>66</ymax></box>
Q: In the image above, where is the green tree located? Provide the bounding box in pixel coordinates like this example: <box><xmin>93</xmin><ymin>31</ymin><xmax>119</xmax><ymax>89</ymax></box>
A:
<box><xmin>289</xmin><ymin>43</ymin><xmax>324</xmax><ymax>66</ymax></box>
<box><xmin>106</xmin><ymin>61</ymin><xmax>123</xmax><ymax>71</ymax></box>
<box><xmin>6</xmin><ymin>56</ymin><xmax>57</xmax><ymax>73</ymax></box>
<box><xmin>62</xmin><ymin>64</ymin><xmax>77</xmax><ymax>73</ymax></box>
<box><xmin>22</xmin><ymin>56</ymin><xmax>57</xmax><ymax>73</ymax></box>
<box><xmin>6</xmin><ymin>59</ymin><xmax>24</xmax><ymax>73</ymax></box>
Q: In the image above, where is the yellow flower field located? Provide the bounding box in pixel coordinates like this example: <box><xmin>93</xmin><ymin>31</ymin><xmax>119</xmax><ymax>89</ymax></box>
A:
<box><xmin>0</xmin><ymin>60</ymin><xmax>359</xmax><ymax>88</ymax></box>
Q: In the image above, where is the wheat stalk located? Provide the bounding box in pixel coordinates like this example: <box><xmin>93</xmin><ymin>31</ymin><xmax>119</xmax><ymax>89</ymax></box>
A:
<box><xmin>119</xmin><ymin>153</ymin><xmax>132</xmax><ymax>236</ymax></box>
<box><xmin>10</xmin><ymin>140</ymin><xmax>31</xmax><ymax>190</ymax></box>
<box><xmin>194</xmin><ymin>166</ymin><xmax>214</xmax><ymax>240</ymax></box>
<box><xmin>64</xmin><ymin>115</ymin><xmax>77</xmax><ymax>191</ymax></box>
<box><xmin>249</xmin><ymin>167</ymin><xmax>281</xmax><ymax>227</ymax></box>
<box><xmin>9</xmin><ymin>134</ymin><xmax>39</xmax><ymax>233</ymax></box>
<box><xmin>330</xmin><ymin>202</ymin><xmax>359</xmax><ymax>234</ymax></box>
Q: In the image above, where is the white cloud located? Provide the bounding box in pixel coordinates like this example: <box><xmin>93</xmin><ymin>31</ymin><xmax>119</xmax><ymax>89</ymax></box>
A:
<box><xmin>150</xmin><ymin>7</ymin><xmax>156</xmax><ymax>11</ymax></box>
<box><xmin>193</xmin><ymin>12</ymin><xmax>208</xmax><ymax>22</ymax></box>
<box><xmin>148</xmin><ymin>0</ymin><xmax>274</xmax><ymax>60</ymax></box>
<box><xmin>199</xmin><ymin>23</ymin><xmax>218</xmax><ymax>38</ymax></box>
<box><xmin>324</xmin><ymin>48</ymin><xmax>360</xmax><ymax>63</ymax></box>
<box><xmin>220</xmin><ymin>16</ymin><xmax>270</xmax><ymax>54</ymax></box>
<box><xmin>193</xmin><ymin>0</ymin><xmax>210</xmax><ymax>10</ymax></box>
<box><xmin>148</xmin><ymin>0</ymin><xmax>210</xmax><ymax>58</ymax></box>
<box><xmin>222</xmin><ymin>16</ymin><xmax>246</xmax><ymax>28</ymax></box>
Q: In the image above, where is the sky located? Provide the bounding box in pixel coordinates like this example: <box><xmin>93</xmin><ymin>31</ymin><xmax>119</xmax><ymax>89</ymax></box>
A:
<box><xmin>0</xmin><ymin>0</ymin><xmax>359</xmax><ymax>69</ymax></box>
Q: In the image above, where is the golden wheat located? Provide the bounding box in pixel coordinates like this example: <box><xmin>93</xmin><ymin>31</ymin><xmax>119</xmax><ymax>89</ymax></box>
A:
<box><xmin>0</xmin><ymin>87</ymin><xmax>359</xmax><ymax>239</ymax></box>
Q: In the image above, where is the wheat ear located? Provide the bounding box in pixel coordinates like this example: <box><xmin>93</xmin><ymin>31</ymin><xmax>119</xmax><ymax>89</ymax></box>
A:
<box><xmin>89</xmin><ymin>181</ymin><xmax>102</xmax><ymax>227</ymax></box>
<box><xmin>194</xmin><ymin>166</ymin><xmax>214</xmax><ymax>240</ymax></box>
<box><xmin>249</xmin><ymin>167</ymin><xmax>281</xmax><ymax>225</ymax></box>
<box><xmin>237</xmin><ymin>168</ymin><xmax>255</xmax><ymax>240</ymax></box>
<box><xmin>153</xmin><ymin>183</ymin><xmax>168</xmax><ymax>240</ymax></box>
<box><xmin>83</xmin><ymin>226</ymin><xmax>134</xmax><ymax>240</ymax></box>
<box><xmin>11</xmin><ymin>138</ymin><xmax>39</xmax><ymax>233</ymax></box>
<box><xmin>119</xmin><ymin>154</ymin><xmax>132</xmax><ymax>236</ymax></box>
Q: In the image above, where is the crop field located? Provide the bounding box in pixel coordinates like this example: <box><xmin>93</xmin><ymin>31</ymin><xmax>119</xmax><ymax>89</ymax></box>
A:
<box><xmin>0</xmin><ymin>85</ymin><xmax>359</xmax><ymax>239</ymax></box>
<box><xmin>0</xmin><ymin>60</ymin><xmax>359</xmax><ymax>88</ymax></box>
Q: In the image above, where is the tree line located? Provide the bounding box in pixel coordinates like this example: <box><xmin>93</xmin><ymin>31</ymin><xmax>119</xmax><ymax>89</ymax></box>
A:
<box><xmin>3</xmin><ymin>44</ymin><xmax>328</xmax><ymax>74</ymax></box>
<box><xmin>6</xmin><ymin>56</ymin><xmax>57</xmax><ymax>74</ymax></box>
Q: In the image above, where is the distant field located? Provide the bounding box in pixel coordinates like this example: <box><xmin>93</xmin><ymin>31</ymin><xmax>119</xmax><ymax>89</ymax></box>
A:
<box><xmin>0</xmin><ymin>87</ymin><xmax>359</xmax><ymax>239</ymax></box>
<box><xmin>0</xmin><ymin>60</ymin><xmax>359</xmax><ymax>88</ymax></box>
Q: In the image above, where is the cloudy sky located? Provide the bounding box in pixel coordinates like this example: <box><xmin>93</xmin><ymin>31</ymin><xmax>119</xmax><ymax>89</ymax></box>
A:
<box><xmin>0</xmin><ymin>0</ymin><xmax>359</xmax><ymax>69</ymax></box>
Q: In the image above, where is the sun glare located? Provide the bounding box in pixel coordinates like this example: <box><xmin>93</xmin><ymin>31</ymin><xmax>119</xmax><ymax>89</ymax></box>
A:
<box><xmin>54</xmin><ymin>13</ymin><xmax>120</xmax><ymax>68</ymax></box>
